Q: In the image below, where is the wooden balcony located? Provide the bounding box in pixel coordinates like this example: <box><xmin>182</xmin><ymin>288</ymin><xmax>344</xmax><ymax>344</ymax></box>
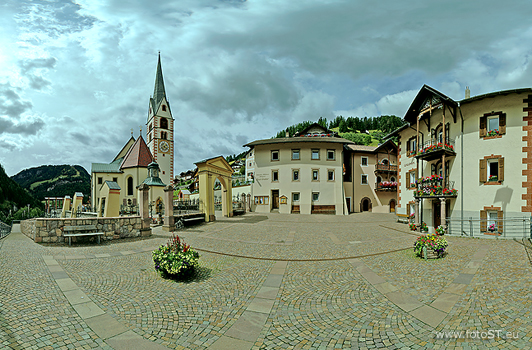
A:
<box><xmin>375</xmin><ymin>164</ymin><xmax>398</xmax><ymax>173</ymax></box>
<box><xmin>414</xmin><ymin>139</ymin><xmax>456</xmax><ymax>161</ymax></box>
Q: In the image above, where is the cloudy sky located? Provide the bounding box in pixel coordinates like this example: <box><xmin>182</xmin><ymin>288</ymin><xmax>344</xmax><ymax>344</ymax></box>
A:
<box><xmin>1</xmin><ymin>0</ymin><xmax>532</xmax><ymax>176</ymax></box>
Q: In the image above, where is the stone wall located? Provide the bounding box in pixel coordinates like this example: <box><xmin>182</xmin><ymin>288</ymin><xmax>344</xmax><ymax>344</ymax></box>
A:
<box><xmin>20</xmin><ymin>216</ymin><xmax>148</xmax><ymax>243</ymax></box>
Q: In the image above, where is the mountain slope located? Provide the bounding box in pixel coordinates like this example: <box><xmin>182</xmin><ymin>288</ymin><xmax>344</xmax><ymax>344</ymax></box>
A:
<box><xmin>11</xmin><ymin>165</ymin><xmax>90</xmax><ymax>202</ymax></box>
<box><xmin>0</xmin><ymin>164</ymin><xmax>42</xmax><ymax>212</ymax></box>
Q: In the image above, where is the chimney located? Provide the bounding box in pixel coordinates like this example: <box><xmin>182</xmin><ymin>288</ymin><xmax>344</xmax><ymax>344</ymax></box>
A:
<box><xmin>465</xmin><ymin>86</ymin><xmax>470</xmax><ymax>99</ymax></box>
<box><xmin>285</xmin><ymin>129</ymin><xmax>290</xmax><ymax>138</ymax></box>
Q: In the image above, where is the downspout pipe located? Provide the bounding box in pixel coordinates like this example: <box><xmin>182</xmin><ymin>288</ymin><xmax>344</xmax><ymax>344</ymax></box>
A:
<box><xmin>459</xmin><ymin>104</ymin><xmax>464</xmax><ymax>235</ymax></box>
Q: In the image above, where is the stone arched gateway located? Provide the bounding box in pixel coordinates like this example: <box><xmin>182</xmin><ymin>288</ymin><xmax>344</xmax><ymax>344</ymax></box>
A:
<box><xmin>196</xmin><ymin>156</ymin><xmax>234</xmax><ymax>222</ymax></box>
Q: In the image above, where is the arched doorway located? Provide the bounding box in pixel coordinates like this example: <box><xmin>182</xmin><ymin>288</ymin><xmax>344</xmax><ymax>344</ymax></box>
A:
<box><xmin>360</xmin><ymin>197</ymin><xmax>372</xmax><ymax>212</ymax></box>
<box><xmin>389</xmin><ymin>199</ymin><xmax>396</xmax><ymax>213</ymax></box>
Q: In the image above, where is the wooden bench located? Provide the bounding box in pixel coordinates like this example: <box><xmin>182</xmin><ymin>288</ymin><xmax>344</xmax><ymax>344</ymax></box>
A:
<box><xmin>311</xmin><ymin>205</ymin><xmax>336</xmax><ymax>214</ymax></box>
<box><xmin>396</xmin><ymin>214</ymin><xmax>409</xmax><ymax>224</ymax></box>
<box><xmin>63</xmin><ymin>225</ymin><xmax>104</xmax><ymax>246</ymax></box>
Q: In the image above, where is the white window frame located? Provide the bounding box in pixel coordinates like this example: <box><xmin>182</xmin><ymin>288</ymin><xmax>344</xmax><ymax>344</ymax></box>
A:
<box><xmin>327</xmin><ymin>149</ymin><xmax>335</xmax><ymax>161</ymax></box>
<box><xmin>312</xmin><ymin>192</ymin><xmax>319</xmax><ymax>202</ymax></box>
<box><xmin>487</xmin><ymin>115</ymin><xmax>499</xmax><ymax>132</ymax></box>
<box><xmin>292</xmin><ymin>192</ymin><xmax>300</xmax><ymax>202</ymax></box>
<box><xmin>361</xmin><ymin>174</ymin><xmax>368</xmax><ymax>185</ymax></box>
<box><xmin>292</xmin><ymin>169</ymin><xmax>300</xmax><ymax>182</ymax></box>
<box><xmin>292</xmin><ymin>149</ymin><xmax>300</xmax><ymax>160</ymax></box>
<box><xmin>312</xmin><ymin>169</ymin><xmax>319</xmax><ymax>182</ymax></box>
<box><xmin>311</xmin><ymin>149</ymin><xmax>320</xmax><ymax>160</ymax></box>
<box><xmin>327</xmin><ymin>169</ymin><xmax>335</xmax><ymax>181</ymax></box>
<box><xmin>271</xmin><ymin>150</ymin><xmax>279</xmax><ymax>161</ymax></box>
<box><xmin>361</xmin><ymin>157</ymin><xmax>368</xmax><ymax>166</ymax></box>
<box><xmin>271</xmin><ymin>169</ymin><xmax>279</xmax><ymax>182</ymax></box>
<box><xmin>488</xmin><ymin>159</ymin><xmax>499</xmax><ymax>180</ymax></box>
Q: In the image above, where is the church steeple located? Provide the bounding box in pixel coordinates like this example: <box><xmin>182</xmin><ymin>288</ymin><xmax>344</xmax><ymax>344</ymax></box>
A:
<box><xmin>152</xmin><ymin>52</ymin><xmax>166</xmax><ymax>107</ymax></box>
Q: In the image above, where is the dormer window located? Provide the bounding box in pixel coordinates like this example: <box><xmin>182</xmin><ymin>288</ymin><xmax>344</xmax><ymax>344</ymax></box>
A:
<box><xmin>162</xmin><ymin>105</ymin><xmax>167</xmax><ymax>112</ymax></box>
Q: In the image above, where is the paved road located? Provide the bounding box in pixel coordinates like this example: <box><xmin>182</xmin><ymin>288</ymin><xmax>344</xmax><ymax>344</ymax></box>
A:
<box><xmin>1</xmin><ymin>213</ymin><xmax>531</xmax><ymax>349</ymax></box>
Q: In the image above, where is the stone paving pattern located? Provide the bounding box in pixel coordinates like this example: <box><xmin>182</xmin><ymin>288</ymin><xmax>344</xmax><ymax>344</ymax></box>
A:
<box><xmin>1</xmin><ymin>212</ymin><xmax>531</xmax><ymax>349</ymax></box>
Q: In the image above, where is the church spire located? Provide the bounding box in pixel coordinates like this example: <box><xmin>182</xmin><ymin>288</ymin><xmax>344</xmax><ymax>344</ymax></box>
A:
<box><xmin>153</xmin><ymin>52</ymin><xmax>166</xmax><ymax>107</ymax></box>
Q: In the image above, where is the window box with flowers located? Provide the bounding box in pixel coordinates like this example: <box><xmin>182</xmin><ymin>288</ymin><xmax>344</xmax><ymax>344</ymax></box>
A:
<box><xmin>376</xmin><ymin>181</ymin><xmax>397</xmax><ymax>191</ymax></box>
<box><xmin>416</xmin><ymin>142</ymin><xmax>455</xmax><ymax>156</ymax></box>
<box><xmin>486</xmin><ymin>129</ymin><xmax>499</xmax><ymax>137</ymax></box>
<box><xmin>488</xmin><ymin>175</ymin><xmax>498</xmax><ymax>182</ymax></box>
<box><xmin>414</xmin><ymin>233</ymin><xmax>448</xmax><ymax>259</ymax></box>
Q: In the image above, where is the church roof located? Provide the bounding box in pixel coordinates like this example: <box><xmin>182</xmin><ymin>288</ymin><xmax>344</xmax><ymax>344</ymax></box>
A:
<box><xmin>120</xmin><ymin>136</ymin><xmax>154</xmax><ymax>169</ymax></box>
<box><xmin>91</xmin><ymin>161</ymin><xmax>122</xmax><ymax>173</ymax></box>
<box><xmin>113</xmin><ymin>136</ymin><xmax>136</xmax><ymax>163</ymax></box>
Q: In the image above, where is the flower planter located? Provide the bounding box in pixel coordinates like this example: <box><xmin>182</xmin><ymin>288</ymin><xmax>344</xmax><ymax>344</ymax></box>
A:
<box><xmin>422</xmin><ymin>246</ymin><xmax>443</xmax><ymax>259</ymax></box>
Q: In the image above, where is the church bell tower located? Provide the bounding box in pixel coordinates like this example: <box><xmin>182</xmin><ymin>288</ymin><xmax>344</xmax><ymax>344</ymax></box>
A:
<box><xmin>146</xmin><ymin>53</ymin><xmax>174</xmax><ymax>185</ymax></box>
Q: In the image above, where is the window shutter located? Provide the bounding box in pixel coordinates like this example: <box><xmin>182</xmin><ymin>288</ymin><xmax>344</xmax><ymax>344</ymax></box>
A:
<box><xmin>499</xmin><ymin>113</ymin><xmax>506</xmax><ymax>135</ymax></box>
<box><xmin>431</xmin><ymin>128</ymin><xmax>436</xmax><ymax>141</ymax></box>
<box><xmin>479</xmin><ymin>159</ymin><xmax>487</xmax><ymax>182</ymax></box>
<box><xmin>445</xmin><ymin>123</ymin><xmax>450</xmax><ymax>143</ymax></box>
<box><xmin>133</xmin><ymin>198</ymin><xmax>137</xmax><ymax>206</ymax></box>
<box><xmin>431</xmin><ymin>164</ymin><xmax>436</xmax><ymax>175</ymax></box>
<box><xmin>497</xmin><ymin>210</ymin><xmax>504</xmax><ymax>233</ymax></box>
<box><xmin>123</xmin><ymin>199</ymin><xmax>127</xmax><ymax>206</ymax></box>
<box><xmin>479</xmin><ymin>116</ymin><xmax>487</xmax><ymax>137</ymax></box>
<box><xmin>498</xmin><ymin>157</ymin><xmax>504</xmax><ymax>181</ymax></box>
<box><xmin>480</xmin><ymin>210</ymin><xmax>487</xmax><ymax>232</ymax></box>
<box><xmin>407</xmin><ymin>138</ymin><xmax>411</xmax><ymax>153</ymax></box>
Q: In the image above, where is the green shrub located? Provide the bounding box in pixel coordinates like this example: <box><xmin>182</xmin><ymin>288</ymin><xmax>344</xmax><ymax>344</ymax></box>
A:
<box><xmin>152</xmin><ymin>234</ymin><xmax>199</xmax><ymax>278</ymax></box>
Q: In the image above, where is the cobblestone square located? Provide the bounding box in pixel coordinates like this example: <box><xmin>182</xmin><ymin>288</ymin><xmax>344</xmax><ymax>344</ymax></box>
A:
<box><xmin>2</xmin><ymin>213</ymin><xmax>531</xmax><ymax>349</ymax></box>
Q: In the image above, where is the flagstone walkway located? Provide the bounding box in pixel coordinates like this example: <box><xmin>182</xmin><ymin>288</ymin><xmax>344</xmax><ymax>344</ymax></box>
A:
<box><xmin>1</xmin><ymin>213</ymin><xmax>531</xmax><ymax>349</ymax></box>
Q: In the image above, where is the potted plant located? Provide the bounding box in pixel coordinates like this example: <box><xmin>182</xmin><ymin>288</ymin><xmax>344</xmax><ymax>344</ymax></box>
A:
<box><xmin>152</xmin><ymin>234</ymin><xmax>200</xmax><ymax>279</ymax></box>
<box><xmin>488</xmin><ymin>175</ymin><xmax>498</xmax><ymax>182</ymax></box>
<box><xmin>488</xmin><ymin>223</ymin><xmax>497</xmax><ymax>233</ymax></box>
<box><xmin>435</xmin><ymin>225</ymin><xmax>445</xmax><ymax>235</ymax></box>
<box><xmin>420</xmin><ymin>222</ymin><xmax>428</xmax><ymax>232</ymax></box>
<box><xmin>414</xmin><ymin>233</ymin><xmax>448</xmax><ymax>259</ymax></box>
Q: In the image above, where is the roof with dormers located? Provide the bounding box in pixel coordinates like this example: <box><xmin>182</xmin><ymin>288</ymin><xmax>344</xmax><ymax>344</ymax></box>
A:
<box><xmin>120</xmin><ymin>136</ymin><xmax>154</xmax><ymax>169</ymax></box>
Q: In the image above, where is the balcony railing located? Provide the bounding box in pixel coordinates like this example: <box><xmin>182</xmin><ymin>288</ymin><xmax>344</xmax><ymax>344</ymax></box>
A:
<box><xmin>376</xmin><ymin>182</ymin><xmax>397</xmax><ymax>191</ymax></box>
<box><xmin>375</xmin><ymin>164</ymin><xmax>398</xmax><ymax>172</ymax></box>
<box><xmin>414</xmin><ymin>139</ymin><xmax>456</xmax><ymax>160</ymax></box>
<box><xmin>414</xmin><ymin>180</ymin><xmax>457</xmax><ymax>198</ymax></box>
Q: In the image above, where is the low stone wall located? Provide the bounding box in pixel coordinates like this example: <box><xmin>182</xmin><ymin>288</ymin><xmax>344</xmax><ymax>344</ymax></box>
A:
<box><xmin>20</xmin><ymin>216</ymin><xmax>148</xmax><ymax>243</ymax></box>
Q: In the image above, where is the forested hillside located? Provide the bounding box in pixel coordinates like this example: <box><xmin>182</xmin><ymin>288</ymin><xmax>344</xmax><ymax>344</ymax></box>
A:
<box><xmin>0</xmin><ymin>164</ymin><xmax>43</xmax><ymax>224</ymax></box>
<box><xmin>11</xmin><ymin>165</ymin><xmax>90</xmax><ymax>202</ymax></box>
<box><xmin>275</xmin><ymin>115</ymin><xmax>405</xmax><ymax>145</ymax></box>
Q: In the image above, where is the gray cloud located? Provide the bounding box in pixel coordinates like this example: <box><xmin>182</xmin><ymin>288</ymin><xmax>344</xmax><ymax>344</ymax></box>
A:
<box><xmin>19</xmin><ymin>57</ymin><xmax>57</xmax><ymax>74</ymax></box>
<box><xmin>0</xmin><ymin>84</ymin><xmax>33</xmax><ymax>120</ymax></box>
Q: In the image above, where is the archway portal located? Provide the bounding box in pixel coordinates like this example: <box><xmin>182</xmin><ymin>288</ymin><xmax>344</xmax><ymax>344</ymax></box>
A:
<box><xmin>196</xmin><ymin>156</ymin><xmax>234</xmax><ymax>222</ymax></box>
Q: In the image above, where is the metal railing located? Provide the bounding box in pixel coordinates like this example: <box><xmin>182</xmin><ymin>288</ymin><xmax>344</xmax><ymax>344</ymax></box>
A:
<box><xmin>447</xmin><ymin>216</ymin><xmax>531</xmax><ymax>239</ymax></box>
<box><xmin>0</xmin><ymin>220</ymin><xmax>11</xmax><ymax>239</ymax></box>
<box><xmin>416</xmin><ymin>139</ymin><xmax>456</xmax><ymax>156</ymax></box>
<box><xmin>173</xmin><ymin>199</ymin><xmax>203</xmax><ymax>215</ymax></box>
